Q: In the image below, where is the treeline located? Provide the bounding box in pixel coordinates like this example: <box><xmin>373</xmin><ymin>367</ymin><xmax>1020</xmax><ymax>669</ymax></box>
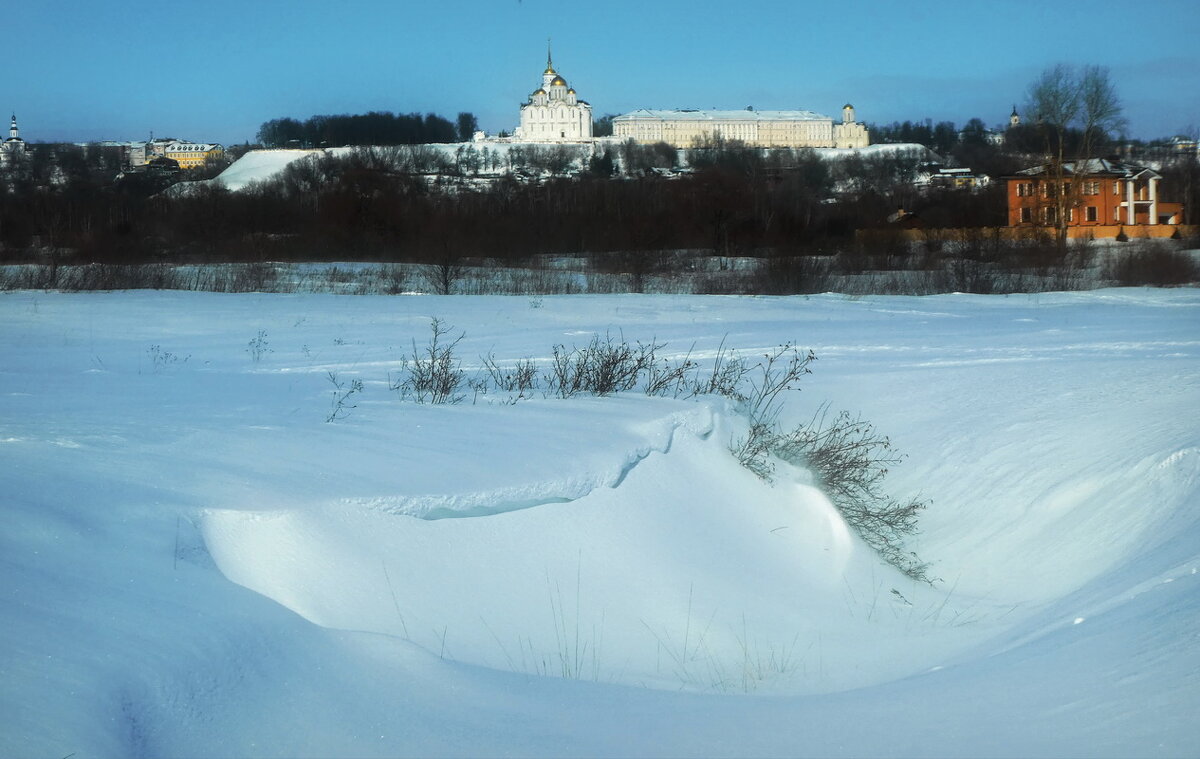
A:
<box><xmin>870</xmin><ymin>119</ymin><xmax>963</xmax><ymax>154</ymax></box>
<box><xmin>0</xmin><ymin>143</ymin><xmax>1008</xmax><ymax>267</ymax></box>
<box><xmin>868</xmin><ymin>117</ymin><xmax>1123</xmax><ymax>167</ymax></box>
<box><xmin>2</xmin><ymin>135</ymin><xmax>1194</xmax><ymax>280</ymax></box>
<box><xmin>257</xmin><ymin>111</ymin><xmax>478</xmax><ymax>148</ymax></box>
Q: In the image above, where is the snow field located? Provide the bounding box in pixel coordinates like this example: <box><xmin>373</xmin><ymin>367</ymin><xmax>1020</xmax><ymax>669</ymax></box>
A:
<box><xmin>1</xmin><ymin>288</ymin><xmax>1198</xmax><ymax>756</ymax></box>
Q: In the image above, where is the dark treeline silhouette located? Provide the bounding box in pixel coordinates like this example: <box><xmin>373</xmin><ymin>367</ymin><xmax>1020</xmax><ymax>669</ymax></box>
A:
<box><xmin>869</xmin><ymin>119</ymin><xmax>961</xmax><ymax>154</ymax></box>
<box><xmin>2</xmin><ymin>124</ymin><xmax>1193</xmax><ymax>286</ymax></box>
<box><xmin>869</xmin><ymin>118</ymin><xmax>1124</xmax><ymax>168</ymax></box>
<box><xmin>0</xmin><ymin>143</ymin><xmax>1012</xmax><ymax>269</ymax></box>
<box><xmin>257</xmin><ymin>111</ymin><xmax>466</xmax><ymax>148</ymax></box>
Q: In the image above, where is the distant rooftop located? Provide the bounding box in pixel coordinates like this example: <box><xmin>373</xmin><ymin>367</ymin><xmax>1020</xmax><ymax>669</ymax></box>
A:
<box><xmin>1015</xmin><ymin>159</ymin><xmax>1159</xmax><ymax>178</ymax></box>
<box><xmin>615</xmin><ymin>109</ymin><xmax>832</xmax><ymax>122</ymax></box>
<box><xmin>166</xmin><ymin>142</ymin><xmax>221</xmax><ymax>151</ymax></box>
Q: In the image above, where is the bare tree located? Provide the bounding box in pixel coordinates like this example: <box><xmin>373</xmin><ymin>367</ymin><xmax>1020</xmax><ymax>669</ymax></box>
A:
<box><xmin>1025</xmin><ymin>64</ymin><xmax>1126</xmax><ymax>251</ymax></box>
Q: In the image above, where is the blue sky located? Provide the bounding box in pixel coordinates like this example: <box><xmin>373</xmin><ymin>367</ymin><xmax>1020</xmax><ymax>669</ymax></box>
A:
<box><xmin>8</xmin><ymin>0</ymin><xmax>1199</xmax><ymax>145</ymax></box>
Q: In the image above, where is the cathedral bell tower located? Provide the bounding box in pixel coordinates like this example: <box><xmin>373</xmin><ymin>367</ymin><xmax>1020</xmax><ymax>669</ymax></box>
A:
<box><xmin>542</xmin><ymin>42</ymin><xmax>557</xmax><ymax>91</ymax></box>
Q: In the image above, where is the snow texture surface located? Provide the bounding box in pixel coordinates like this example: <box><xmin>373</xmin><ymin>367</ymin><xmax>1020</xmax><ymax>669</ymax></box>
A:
<box><xmin>1</xmin><ymin>288</ymin><xmax>1197</xmax><ymax>757</ymax></box>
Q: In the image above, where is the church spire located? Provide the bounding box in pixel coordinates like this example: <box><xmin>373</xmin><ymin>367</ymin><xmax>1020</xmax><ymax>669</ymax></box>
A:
<box><xmin>542</xmin><ymin>40</ymin><xmax>558</xmax><ymax>90</ymax></box>
<box><xmin>9</xmin><ymin>114</ymin><xmax>17</xmax><ymax>140</ymax></box>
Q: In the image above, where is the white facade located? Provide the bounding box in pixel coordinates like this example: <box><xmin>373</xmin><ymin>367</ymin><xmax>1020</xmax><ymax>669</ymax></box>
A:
<box><xmin>833</xmin><ymin>104</ymin><xmax>868</xmax><ymax>149</ymax></box>
<box><xmin>128</xmin><ymin>142</ymin><xmax>148</xmax><ymax>167</ymax></box>
<box><xmin>1</xmin><ymin>114</ymin><xmax>27</xmax><ymax>165</ymax></box>
<box><xmin>614</xmin><ymin>104</ymin><xmax>869</xmax><ymax>149</ymax></box>
<box><xmin>514</xmin><ymin>52</ymin><xmax>593</xmax><ymax>142</ymax></box>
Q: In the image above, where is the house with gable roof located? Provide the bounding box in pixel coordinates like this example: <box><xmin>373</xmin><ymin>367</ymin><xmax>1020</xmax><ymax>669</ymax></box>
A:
<box><xmin>1006</xmin><ymin>159</ymin><xmax>1184</xmax><ymax>230</ymax></box>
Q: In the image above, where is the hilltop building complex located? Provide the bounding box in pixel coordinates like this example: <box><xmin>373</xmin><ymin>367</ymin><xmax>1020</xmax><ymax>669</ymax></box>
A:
<box><xmin>613</xmin><ymin>103</ymin><xmax>869</xmax><ymax>149</ymax></box>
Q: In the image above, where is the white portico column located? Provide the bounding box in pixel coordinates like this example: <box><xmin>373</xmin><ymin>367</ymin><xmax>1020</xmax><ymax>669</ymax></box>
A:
<box><xmin>1149</xmin><ymin>176</ymin><xmax>1159</xmax><ymax>225</ymax></box>
<box><xmin>1126</xmin><ymin>178</ymin><xmax>1136</xmax><ymax>225</ymax></box>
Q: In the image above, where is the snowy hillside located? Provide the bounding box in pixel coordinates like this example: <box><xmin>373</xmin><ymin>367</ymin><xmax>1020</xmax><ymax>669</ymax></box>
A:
<box><xmin>2</xmin><ymin>289</ymin><xmax>1197</xmax><ymax>757</ymax></box>
<box><xmin>209</xmin><ymin>148</ymin><xmax>323</xmax><ymax>191</ymax></box>
<box><xmin>208</xmin><ymin>141</ymin><xmax>935</xmax><ymax>190</ymax></box>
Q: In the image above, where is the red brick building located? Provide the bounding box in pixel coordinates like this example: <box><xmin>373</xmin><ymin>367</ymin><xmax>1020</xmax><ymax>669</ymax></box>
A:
<box><xmin>1006</xmin><ymin>159</ymin><xmax>1184</xmax><ymax>229</ymax></box>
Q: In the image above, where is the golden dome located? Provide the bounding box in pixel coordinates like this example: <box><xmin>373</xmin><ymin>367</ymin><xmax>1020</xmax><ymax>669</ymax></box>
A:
<box><xmin>567</xmin><ymin>88</ymin><xmax>576</xmax><ymax>94</ymax></box>
<box><xmin>544</xmin><ymin>64</ymin><xmax>556</xmax><ymax>75</ymax></box>
<box><xmin>551</xmin><ymin>76</ymin><xmax>567</xmax><ymax>86</ymax></box>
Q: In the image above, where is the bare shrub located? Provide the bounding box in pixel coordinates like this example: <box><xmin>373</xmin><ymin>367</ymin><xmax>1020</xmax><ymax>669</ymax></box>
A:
<box><xmin>728</xmin><ymin>344</ymin><xmax>815</xmax><ymax>480</ymax></box>
<box><xmin>945</xmin><ymin>256</ymin><xmax>999</xmax><ymax>294</ymax></box>
<box><xmin>545</xmin><ymin>334</ymin><xmax>657</xmax><ymax>398</ymax></box>
<box><xmin>227</xmin><ymin>262</ymin><xmax>278</xmax><ymax>293</ymax></box>
<box><xmin>246</xmin><ymin>330</ymin><xmax>272</xmax><ymax>364</ymax></box>
<box><xmin>326</xmin><ymin>371</ymin><xmax>364</xmax><ymax>422</ymax></box>
<box><xmin>689</xmin><ymin>339</ymin><xmax>750</xmax><ymax>401</ymax></box>
<box><xmin>379</xmin><ymin>264</ymin><xmax>408</xmax><ymax>294</ymax></box>
<box><xmin>478</xmin><ymin>334</ymin><xmax>746</xmax><ymax>403</ymax></box>
<box><xmin>1106</xmin><ymin>240</ymin><xmax>1198</xmax><ymax>285</ymax></box>
<box><xmin>9</xmin><ymin>263</ymin><xmax>185</xmax><ymax>292</ymax></box>
<box><xmin>740</xmin><ymin>344</ymin><xmax>817</xmax><ymax>428</ymax></box>
<box><xmin>392</xmin><ymin>318</ymin><xmax>465</xmax><ymax>404</ymax></box>
<box><xmin>642</xmin><ymin>345</ymin><xmax>699</xmax><ymax>398</ymax></box>
<box><xmin>481</xmin><ymin>354</ymin><xmax>540</xmax><ymax>397</ymax></box>
<box><xmin>770</xmin><ymin>406</ymin><xmax>930</xmax><ymax>581</ymax></box>
<box><xmin>423</xmin><ymin>258</ymin><xmax>463</xmax><ymax>295</ymax></box>
<box><xmin>727</xmin><ymin>346</ymin><xmax>931</xmax><ymax>582</ymax></box>
<box><xmin>761</xmin><ymin>255</ymin><xmax>835</xmax><ymax>294</ymax></box>
<box><xmin>146</xmin><ymin>344</ymin><xmax>190</xmax><ymax>373</ymax></box>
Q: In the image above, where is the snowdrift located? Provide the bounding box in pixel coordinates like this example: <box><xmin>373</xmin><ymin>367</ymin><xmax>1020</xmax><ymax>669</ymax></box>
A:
<box><xmin>1</xmin><ymin>289</ymin><xmax>1197</xmax><ymax>757</ymax></box>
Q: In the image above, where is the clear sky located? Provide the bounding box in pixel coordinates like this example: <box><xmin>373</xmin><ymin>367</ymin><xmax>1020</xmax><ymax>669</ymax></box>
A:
<box><xmin>7</xmin><ymin>0</ymin><xmax>1199</xmax><ymax>146</ymax></box>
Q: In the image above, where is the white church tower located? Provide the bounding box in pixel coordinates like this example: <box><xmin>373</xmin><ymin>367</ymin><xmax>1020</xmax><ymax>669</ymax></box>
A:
<box><xmin>515</xmin><ymin>45</ymin><xmax>593</xmax><ymax>142</ymax></box>
<box><xmin>1</xmin><ymin>113</ymin><xmax>27</xmax><ymax>165</ymax></box>
<box><xmin>833</xmin><ymin>103</ymin><xmax>869</xmax><ymax>148</ymax></box>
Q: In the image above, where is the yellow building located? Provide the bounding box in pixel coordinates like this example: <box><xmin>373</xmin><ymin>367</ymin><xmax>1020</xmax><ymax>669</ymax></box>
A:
<box><xmin>163</xmin><ymin>141</ymin><xmax>224</xmax><ymax>170</ymax></box>
<box><xmin>614</xmin><ymin>104</ymin><xmax>869</xmax><ymax>149</ymax></box>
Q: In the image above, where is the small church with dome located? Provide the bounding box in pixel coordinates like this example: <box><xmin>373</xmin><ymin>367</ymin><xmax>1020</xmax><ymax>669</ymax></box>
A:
<box><xmin>513</xmin><ymin>48</ymin><xmax>593</xmax><ymax>142</ymax></box>
<box><xmin>1</xmin><ymin>114</ymin><xmax>27</xmax><ymax>165</ymax></box>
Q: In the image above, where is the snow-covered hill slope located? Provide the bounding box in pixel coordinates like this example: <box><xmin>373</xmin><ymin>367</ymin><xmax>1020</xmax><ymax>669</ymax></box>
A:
<box><xmin>209</xmin><ymin>141</ymin><xmax>935</xmax><ymax>191</ymax></box>
<box><xmin>1</xmin><ymin>289</ymin><xmax>1197</xmax><ymax>757</ymax></box>
<box><xmin>210</xmin><ymin>148</ymin><xmax>323</xmax><ymax>191</ymax></box>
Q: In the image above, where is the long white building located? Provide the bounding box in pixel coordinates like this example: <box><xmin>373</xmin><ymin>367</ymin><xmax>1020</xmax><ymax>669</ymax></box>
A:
<box><xmin>614</xmin><ymin>104</ymin><xmax>868</xmax><ymax>149</ymax></box>
<box><xmin>513</xmin><ymin>51</ymin><xmax>593</xmax><ymax>142</ymax></box>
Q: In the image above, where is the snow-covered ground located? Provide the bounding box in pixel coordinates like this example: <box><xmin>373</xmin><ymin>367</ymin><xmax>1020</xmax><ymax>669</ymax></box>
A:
<box><xmin>207</xmin><ymin>141</ymin><xmax>934</xmax><ymax>191</ymax></box>
<box><xmin>208</xmin><ymin>148</ymin><xmax>324</xmax><ymax>191</ymax></box>
<box><xmin>2</xmin><ymin>288</ymin><xmax>1197</xmax><ymax>757</ymax></box>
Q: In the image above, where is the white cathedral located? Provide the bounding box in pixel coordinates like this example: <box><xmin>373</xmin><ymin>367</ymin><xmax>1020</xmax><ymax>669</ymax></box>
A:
<box><xmin>513</xmin><ymin>50</ymin><xmax>593</xmax><ymax>142</ymax></box>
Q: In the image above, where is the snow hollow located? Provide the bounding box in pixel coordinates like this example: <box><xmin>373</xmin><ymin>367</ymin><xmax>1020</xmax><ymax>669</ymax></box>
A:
<box><xmin>2</xmin><ymin>288</ymin><xmax>1198</xmax><ymax>758</ymax></box>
